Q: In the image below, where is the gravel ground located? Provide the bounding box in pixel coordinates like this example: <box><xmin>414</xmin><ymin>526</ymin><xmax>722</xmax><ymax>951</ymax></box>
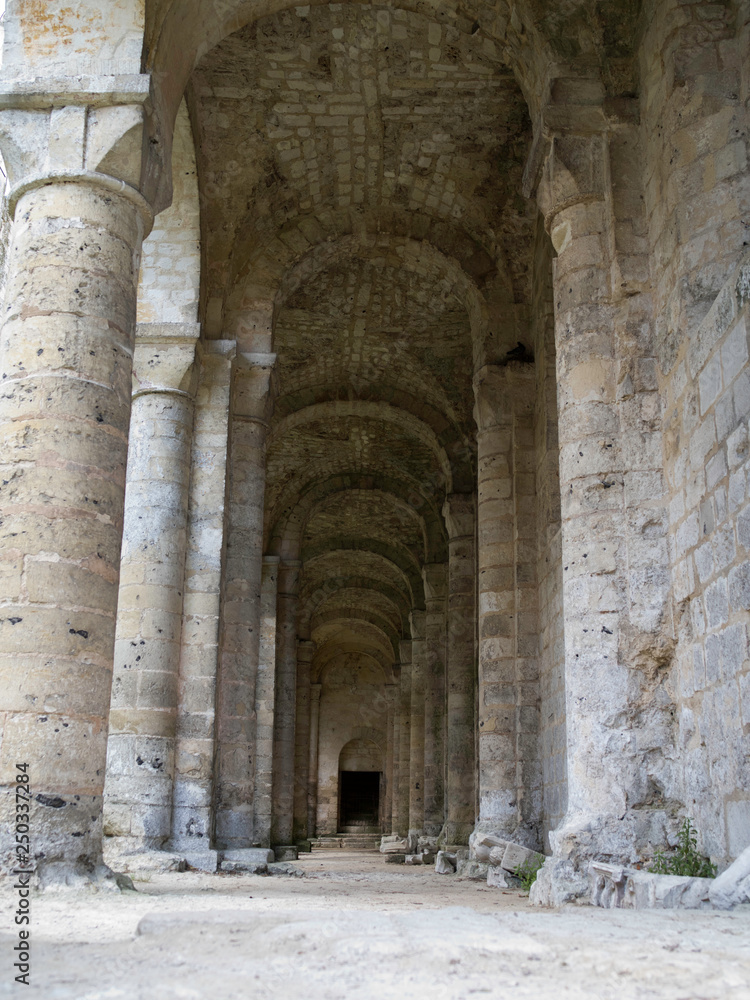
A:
<box><xmin>1</xmin><ymin>851</ymin><xmax>748</xmax><ymax>999</ymax></box>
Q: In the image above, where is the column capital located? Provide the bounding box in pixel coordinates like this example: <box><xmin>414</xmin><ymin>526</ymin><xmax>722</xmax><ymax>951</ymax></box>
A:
<box><xmin>0</xmin><ymin>78</ymin><xmax>161</xmax><ymax>227</ymax></box>
<box><xmin>442</xmin><ymin>493</ymin><xmax>475</xmax><ymax>540</ymax></box>
<box><xmin>132</xmin><ymin>323</ymin><xmax>200</xmax><ymax>398</ymax></box>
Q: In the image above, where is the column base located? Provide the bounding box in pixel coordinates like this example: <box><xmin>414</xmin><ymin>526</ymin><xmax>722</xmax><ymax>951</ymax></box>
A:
<box><xmin>34</xmin><ymin>861</ymin><xmax>135</xmax><ymax>893</ymax></box>
<box><xmin>103</xmin><ymin>836</ymin><xmax>188</xmax><ymax>874</ymax></box>
<box><xmin>273</xmin><ymin>845</ymin><xmax>299</xmax><ymax>861</ymax></box>
<box><xmin>530</xmin><ymin>808</ymin><xmax>680</xmax><ymax>907</ymax></box>
<box><xmin>438</xmin><ymin>821</ymin><xmax>473</xmax><ymax>847</ymax></box>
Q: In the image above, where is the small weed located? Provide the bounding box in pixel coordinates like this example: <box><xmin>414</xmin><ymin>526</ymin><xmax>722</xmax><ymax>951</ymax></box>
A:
<box><xmin>516</xmin><ymin>855</ymin><xmax>545</xmax><ymax>893</ymax></box>
<box><xmin>647</xmin><ymin>818</ymin><xmax>717</xmax><ymax>879</ymax></box>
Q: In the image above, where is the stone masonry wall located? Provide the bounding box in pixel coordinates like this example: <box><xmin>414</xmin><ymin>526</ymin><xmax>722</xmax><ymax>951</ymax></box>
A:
<box><xmin>641</xmin><ymin>0</ymin><xmax>750</xmax><ymax>862</ymax></box>
<box><xmin>662</xmin><ymin>257</ymin><xmax>750</xmax><ymax>862</ymax></box>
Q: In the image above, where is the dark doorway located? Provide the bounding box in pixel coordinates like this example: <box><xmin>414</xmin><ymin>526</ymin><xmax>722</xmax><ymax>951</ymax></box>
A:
<box><xmin>338</xmin><ymin>770</ymin><xmax>381</xmax><ymax>831</ymax></box>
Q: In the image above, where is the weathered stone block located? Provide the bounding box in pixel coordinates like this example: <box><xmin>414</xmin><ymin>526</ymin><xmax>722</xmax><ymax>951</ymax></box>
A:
<box><xmin>501</xmin><ymin>842</ymin><xmax>545</xmax><ymax>875</ymax></box>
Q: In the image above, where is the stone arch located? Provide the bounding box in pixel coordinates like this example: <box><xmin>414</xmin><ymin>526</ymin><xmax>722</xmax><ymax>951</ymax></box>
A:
<box><xmin>338</xmin><ymin>737</ymin><xmax>383</xmax><ymax>772</ymax></box>
<box><xmin>313</xmin><ymin>640</ymin><xmax>394</xmax><ymax>684</ymax></box>
<box><xmin>267</xmin><ymin>474</ymin><xmax>447</xmax><ymax>568</ymax></box>
<box><xmin>226</xmin><ymin>230</ymin><xmax>495</xmax><ymax>371</ymax></box>
<box><xmin>146</xmin><ymin>0</ymin><xmax>557</xmax><ymax>212</ymax></box>
<box><xmin>269</xmin><ymin>401</ymin><xmax>454</xmax><ymax>491</ymax></box>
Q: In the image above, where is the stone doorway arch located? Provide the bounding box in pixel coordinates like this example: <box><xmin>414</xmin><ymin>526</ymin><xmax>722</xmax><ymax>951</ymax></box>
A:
<box><xmin>337</xmin><ymin>738</ymin><xmax>384</xmax><ymax>835</ymax></box>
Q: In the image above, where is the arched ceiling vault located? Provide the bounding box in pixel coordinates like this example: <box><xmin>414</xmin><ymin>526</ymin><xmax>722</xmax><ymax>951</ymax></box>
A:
<box><xmin>147</xmin><ymin>0</ymin><xmax>644</xmax><ymax>215</ymax></box>
<box><xmin>148</xmin><ymin>0</ymin><xmax>645</xmax><ymax>664</ymax></box>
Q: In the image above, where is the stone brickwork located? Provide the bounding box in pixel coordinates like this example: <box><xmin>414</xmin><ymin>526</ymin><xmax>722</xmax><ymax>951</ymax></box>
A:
<box><xmin>0</xmin><ymin>1</ymin><xmax>748</xmax><ymax>907</ymax></box>
<box><xmin>664</xmin><ymin>258</ymin><xmax>750</xmax><ymax>859</ymax></box>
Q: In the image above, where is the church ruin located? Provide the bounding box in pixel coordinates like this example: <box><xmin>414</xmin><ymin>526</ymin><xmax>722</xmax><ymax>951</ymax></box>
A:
<box><xmin>0</xmin><ymin>0</ymin><xmax>748</xmax><ymax>905</ymax></box>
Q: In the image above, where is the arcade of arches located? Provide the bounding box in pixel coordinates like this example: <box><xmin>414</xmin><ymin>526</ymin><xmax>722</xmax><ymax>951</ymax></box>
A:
<box><xmin>0</xmin><ymin>0</ymin><xmax>749</xmax><ymax>906</ymax></box>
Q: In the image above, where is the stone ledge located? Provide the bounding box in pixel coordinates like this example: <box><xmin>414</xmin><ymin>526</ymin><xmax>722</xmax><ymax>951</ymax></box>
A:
<box><xmin>0</xmin><ymin>75</ymin><xmax>152</xmax><ymax>108</ymax></box>
<box><xmin>591</xmin><ymin>862</ymin><xmax>713</xmax><ymax>910</ymax></box>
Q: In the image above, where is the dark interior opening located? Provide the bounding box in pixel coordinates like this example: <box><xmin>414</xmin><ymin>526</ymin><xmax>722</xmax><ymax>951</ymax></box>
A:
<box><xmin>338</xmin><ymin>770</ymin><xmax>380</xmax><ymax>830</ymax></box>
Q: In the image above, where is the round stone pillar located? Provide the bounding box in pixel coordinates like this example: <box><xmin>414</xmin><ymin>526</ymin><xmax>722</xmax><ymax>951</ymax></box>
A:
<box><xmin>383</xmin><ymin>682</ymin><xmax>397</xmax><ymax>834</ymax></box>
<box><xmin>215</xmin><ymin>353</ymin><xmax>275</xmax><ymax>849</ymax></box>
<box><xmin>422</xmin><ymin>564</ymin><xmax>447</xmax><ymax>837</ymax></box>
<box><xmin>441</xmin><ymin>494</ymin><xmax>476</xmax><ymax>846</ymax></box>
<box><xmin>395</xmin><ymin>645</ymin><xmax>412</xmax><ymax>839</ymax></box>
<box><xmin>0</xmin><ymin>172</ymin><xmax>150</xmax><ymax>880</ymax></box>
<box><xmin>293</xmin><ymin>639</ymin><xmax>315</xmax><ymax>844</ymax></box>
<box><xmin>104</xmin><ymin>328</ymin><xmax>198</xmax><ymax>854</ymax></box>
<box><xmin>253</xmin><ymin>555</ymin><xmax>279</xmax><ymax>848</ymax></box>
<box><xmin>531</xmin><ymin>121</ymin><xmax>670</xmax><ymax>902</ymax></box>
<box><xmin>307</xmin><ymin>681</ymin><xmax>322</xmax><ymax>838</ymax></box>
<box><xmin>271</xmin><ymin>560</ymin><xmax>300</xmax><ymax>850</ymax></box>
<box><xmin>473</xmin><ymin>363</ymin><xmax>540</xmax><ymax>847</ymax></box>
<box><xmin>408</xmin><ymin>610</ymin><xmax>426</xmax><ymax>839</ymax></box>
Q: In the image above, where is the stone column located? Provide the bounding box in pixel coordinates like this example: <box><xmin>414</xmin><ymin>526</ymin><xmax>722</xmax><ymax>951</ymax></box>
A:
<box><xmin>408</xmin><ymin>611</ymin><xmax>426</xmax><ymax>840</ymax></box>
<box><xmin>170</xmin><ymin>342</ymin><xmax>235</xmax><ymax>856</ymax></box>
<box><xmin>253</xmin><ymin>556</ymin><xmax>279</xmax><ymax>848</ymax></box>
<box><xmin>307</xmin><ymin>681</ymin><xmax>322</xmax><ymax>838</ymax></box>
<box><xmin>214</xmin><ymin>353</ymin><xmax>275</xmax><ymax>849</ymax></box>
<box><xmin>293</xmin><ymin>640</ymin><xmax>315</xmax><ymax>845</ymax></box>
<box><xmin>395</xmin><ymin>646</ymin><xmax>412</xmax><ymax>840</ymax></box>
<box><xmin>271</xmin><ymin>561</ymin><xmax>300</xmax><ymax>851</ymax></box>
<box><xmin>422</xmin><ymin>564</ymin><xmax>447</xmax><ymax>837</ymax></box>
<box><xmin>390</xmin><ymin>665</ymin><xmax>402</xmax><ymax>835</ymax></box>
<box><xmin>441</xmin><ymin>494</ymin><xmax>477</xmax><ymax>846</ymax></box>
<box><xmin>383</xmin><ymin>682</ymin><xmax>397</xmax><ymax>834</ymax></box>
<box><xmin>530</xmin><ymin>113</ymin><xmax>670</xmax><ymax>901</ymax></box>
<box><xmin>104</xmin><ymin>325</ymin><xmax>199</xmax><ymax>855</ymax></box>
<box><xmin>0</xmin><ymin>94</ymin><xmax>155</xmax><ymax>882</ymax></box>
<box><xmin>472</xmin><ymin>363</ymin><xmax>540</xmax><ymax>848</ymax></box>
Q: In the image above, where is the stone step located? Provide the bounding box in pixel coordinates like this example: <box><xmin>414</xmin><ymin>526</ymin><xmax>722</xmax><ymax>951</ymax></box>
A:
<box><xmin>310</xmin><ymin>834</ymin><xmax>382</xmax><ymax>850</ymax></box>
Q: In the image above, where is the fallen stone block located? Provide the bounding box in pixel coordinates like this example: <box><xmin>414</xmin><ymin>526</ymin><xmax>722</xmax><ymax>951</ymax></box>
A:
<box><xmin>487</xmin><ymin>867</ymin><xmax>509</xmax><ymax>889</ymax></box>
<box><xmin>220</xmin><ymin>860</ymin><xmax>267</xmax><ymax>875</ymax></box>
<box><xmin>488</xmin><ymin>846</ymin><xmax>506</xmax><ymax>867</ymax></box>
<box><xmin>456</xmin><ymin>860</ymin><xmax>490</xmax><ymax>881</ymax></box>
<box><xmin>267</xmin><ymin>862</ymin><xmax>304</xmax><ymax>877</ymax></box>
<box><xmin>183</xmin><ymin>850</ymin><xmax>219</xmax><ymax>873</ymax></box>
<box><xmin>221</xmin><ymin>848</ymin><xmax>275</xmax><ymax>866</ymax></box>
<box><xmin>104</xmin><ymin>849</ymin><xmax>187</xmax><ymax>874</ymax></box>
<box><xmin>435</xmin><ymin>851</ymin><xmax>456</xmax><ymax>874</ymax></box>
<box><xmin>273</xmin><ymin>845</ymin><xmax>299</xmax><ymax>862</ymax></box>
<box><xmin>590</xmin><ymin>862</ymin><xmax>713</xmax><ymax>909</ymax></box>
<box><xmin>384</xmin><ymin>853</ymin><xmax>406</xmax><ymax>864</ymax></box>
<box><xmin>380</xmin><ymin>837</ymin><xmax>408</xmax><ymax>854</ymax></box>
<box><xmin>418</xmin><ymin>836</ymin><xmax>439</xmax><ymax>854</ymax></box>
<box><xmin>473</xmin><ymin>844</ymin><xmax>492</xmax><ymax>863</ymax></box>
<box><xmin>709</xmin><ymin>844</ymin><xmax>750</xmax><ymax>909</ymax></box>
<box><xmin>404</xmin><ymin>854</ymin><xmax>423</xmax><ymax>865</ymax></box>
<box><xmin>501</xmin><ymin>842</ymin><xmax>545</xmax><ymax>875</ymax></box>
<box><xmin>470</xmin><ymin>830</ymin><xmax>509</xmax><ymax>852</ymax></box>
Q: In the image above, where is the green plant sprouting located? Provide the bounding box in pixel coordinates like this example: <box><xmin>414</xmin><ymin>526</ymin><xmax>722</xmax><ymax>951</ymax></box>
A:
<box><xmin>516</xmin><ymin>855</ymin><xmax>545</xmax><ymax>893</ymax></box>
<box><xmin>647</xmin><ymin>818</ymin><xmax>717</xmax><ymax>879</ymax></box>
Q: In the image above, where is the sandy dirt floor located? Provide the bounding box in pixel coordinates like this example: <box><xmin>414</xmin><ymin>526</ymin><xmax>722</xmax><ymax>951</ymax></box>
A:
<box><xmin>1</xmin><ymin>850</ymin><xmax>749</xmax><ymax>999</ymax></box>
